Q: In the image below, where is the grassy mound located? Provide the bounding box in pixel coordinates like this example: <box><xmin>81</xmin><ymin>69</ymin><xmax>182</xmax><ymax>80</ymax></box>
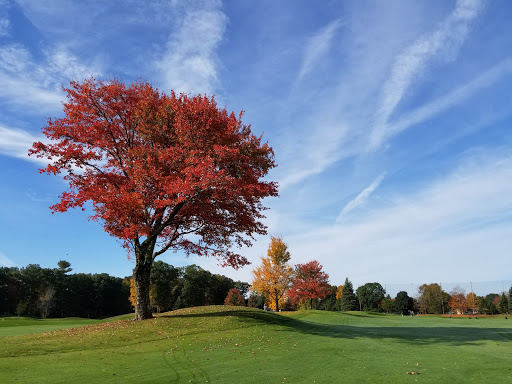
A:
<box><xmin>1</xmin><ymin>306</ymin><xmax>511</xmax><ymax>383</ymax></box>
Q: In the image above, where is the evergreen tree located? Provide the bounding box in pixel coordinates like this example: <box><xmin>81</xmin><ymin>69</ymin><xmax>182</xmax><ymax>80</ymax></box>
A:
<box><xmin>57</xmin><ymin>260</ymin><xmax>72</xmax><ymax>274</ymax></box>
<box><xmin>480</xmin><ymin>294</ymin><xmax>499</xmax><ymax>314</ymax></box>
<box><xmin>339</xmin><ymin>278</ymin><xmax>358</xmax><ymax>311</ymax></box>
<box><xmin>320</xmin><ymin>285</ymin><xmax>338</xmax><ymax>311</ymax></box>
<box><xmin>509</xmin><ymin>286</ymin><xmax>512</xmax><ymax>314</ymax></box>
<box><xmin>498</xmin><ymin>293</ymin><xmax>509</xmax><ymax>314</ymax></box>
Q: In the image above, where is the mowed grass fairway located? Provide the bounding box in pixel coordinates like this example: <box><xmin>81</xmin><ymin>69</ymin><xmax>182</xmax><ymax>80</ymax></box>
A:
<box><xmin>1</xmin><ymin>307</ymin><xmax>511</xmax><ymax>383</ymax></box>
<box><xmin>0</xmin><ymin>315</ymin><xmax>133</xmax><ymax>337</ymax></box>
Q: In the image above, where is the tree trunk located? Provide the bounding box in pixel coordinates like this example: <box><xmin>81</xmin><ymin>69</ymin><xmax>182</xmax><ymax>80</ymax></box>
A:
<box><xmin>274</xmin><ymin>291</ymin><xmax>279</xmax><ymax>312</ymax></box>
<box><xmin>133</xmin><ymin>245</ymin><xmax>154</xmax><ymax>320</ymax></box>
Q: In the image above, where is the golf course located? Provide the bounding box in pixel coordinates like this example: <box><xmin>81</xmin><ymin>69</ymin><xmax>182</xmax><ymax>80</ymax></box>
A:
<box><xmin>1</xmin><ymin>306</ymin><xmax>511</xmax><ymax>383</ymax></box>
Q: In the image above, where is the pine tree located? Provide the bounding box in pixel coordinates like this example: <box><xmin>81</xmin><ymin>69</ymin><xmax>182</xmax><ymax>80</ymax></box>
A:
<box><xmin>498</xmin><ymin>293</ymin><xmax>509</xmax><ymax>314</ymax></box>
<box><xmin>339</xmin><ymin>278</ymin><xmax>358</xmax><ymax>311</ymax></box>
<box><xmin>509</xmin><ymin>286</ymin><xmax>512</xmax><ymax>314</ymax></box>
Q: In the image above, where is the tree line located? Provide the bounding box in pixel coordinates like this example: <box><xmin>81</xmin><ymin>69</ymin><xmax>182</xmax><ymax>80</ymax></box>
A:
<box><xmin>2</xmin><ymin>239</ymin><xmax>510</xmax><ymax>319</ymax></box>
<box><xmin>249</xmin><ymin>237</ymin><xmax>512</xmax><ymax>315</ymax></box>
<box><xmin>0</xmin><ymin>261</ymin><xmax>130</xmax><ymax>318</ymax></box>
<box><xmin>0</xmin><ymin>260</ymin><xmax>249</xmax><ymax>318</ymax></box>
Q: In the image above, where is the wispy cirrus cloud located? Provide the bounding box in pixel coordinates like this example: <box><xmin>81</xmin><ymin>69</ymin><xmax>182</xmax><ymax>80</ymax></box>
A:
<box><xmin>0</xmin><ymin>45</ymin><xmax>62</xmax><ymax>110</ymax></box>
<box><xmin>0</xmin><ymin>44</ymin><xmax>101</xmax><ymax>112</ymax></box>
<box><xmin>277</xmin><ymin>121</ymin><xmax>348</xmax><ymax>189</ymax></box>
<box><xmin>0</xmin><ymin>44</ymin><xmax>101</xmax><ymax>164</ymax></box>
<box><xmin>283</xmin><ymin>149</ymin><xmax>512</xmax><ymax>286</ymax></box>
<box><xmin>271</xmin><ymin>4</ymin><xmax>433</xmax><ymax>190</ymax></box>
<box><xmin>336</xmin><ymin>173</ymin><xmax>386</xmax><ymax>222</ymax></box>
<box><xmin>297</xmin><ymin>18</ymin><xmax>343</xmax><ymax>82</ymax></box>
<box><xmin>391</xmin><ymin>57</ymin><xmax>512</xmax><ymax>136</ymax></box>
<box><xmin>45</xmin><ymin>47</ymin><xmax>100</xmax><ymax>82</ymax></box>
<box><xmin>155</xmin><ymin>1</ymin><xmax>227</xmax><ymax>95</ymax></box>
<box><xmin>0</xmin><ymin>251</ymin><xmax>16</xmax><ymax>268</ymax></box>
<box><xmin>0</xmin><ymin>125</ymin><xmax>43</xmax><ymax>161</ymax></box>
<box><xmin>369</xmin><ymin>0</ymin><xmax>486</xmax><ymax>150</ymax></box>
<box><xmin>0</xmin><ymin>0</ymin><xmax>9</xmax><ymax>36</ymax></box>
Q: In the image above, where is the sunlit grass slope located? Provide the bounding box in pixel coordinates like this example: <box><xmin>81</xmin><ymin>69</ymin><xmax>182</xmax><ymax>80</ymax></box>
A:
<box><xmin>1</xmin><ymin>306</ymin><xmax>511</xmax><ymax>383</ymax></box>
<box><xmin>0</xmin><ymin>315</ymin><xmax>134</xmax><ymax>337</ymax></box>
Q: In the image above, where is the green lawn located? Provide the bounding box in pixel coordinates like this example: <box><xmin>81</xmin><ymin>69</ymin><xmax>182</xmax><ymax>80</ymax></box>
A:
<box><xmin>0</xmin><ymin>315</ymin><xmax>134</xmax><ymax>337</ymax></box>
<box><xmin>0</xmin><ymin>307</ymin><xmax>511</xmax><ymax>383</ymax></box>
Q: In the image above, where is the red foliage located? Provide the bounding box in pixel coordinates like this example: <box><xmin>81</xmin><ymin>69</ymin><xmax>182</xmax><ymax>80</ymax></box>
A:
<box><xmin>29</xmin><ymin>79</ymin><xmax>278</xmax><ymax>268</ymax></box>
<box><xmin>29</xmin><ymin>79</ymin><xmax>278</xmax><ymax>319</ymax></box>
<box><xmin>224</xmin><ymin>288</ymin><xmax>245</xmax><ymax>306</ymax></box>
<box><xmin>287</xmin><ymin>260</ymin><xmax>330</xmax><ymax>308</ymax></box>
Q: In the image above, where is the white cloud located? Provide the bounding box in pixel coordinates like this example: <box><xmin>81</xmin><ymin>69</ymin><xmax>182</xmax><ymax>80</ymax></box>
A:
<box><xmin>0</xmin><ymin>124</ymin><xmax>60</xmax><ymax>168</ymax></box>
<box><xmin>277</xmin><ymin>122</ymin><xmax>348</xmax><ymax>189</ymax></box>
<box><xmin>45</xmin><ymin>47</ymin><xmax>98</xmax><ymax>81</ymax></box>
<box><xmin>0</xmin><ymin>125</ymin><xmax>42</xmax><ymax>160</ymax></box>
<box><xmin>390</xmin><ymin>58</ymin><xmax>512</xmax><ymax>137</ymax></box>
<box><xmin>369</xmin><ymin>0</ymin><xmax>486</xmax><ymax>150</ymax></box>
<box><xmin>0</xmin><ymin>44</ymin><xmax>101</xmax><ymax>112</ymax></box>
<box><xmin>336</xmin><ymin>173</ymin><xmax>386</xmax><ymax>222</ymax></box>
<box><xmin>273</xmin><ymin>150</ymin><xmax>512</xmax><ymax>287</ymax></box>
<box><xmin>156</xmin><ymin>2</ymin><xmax>227</xmax><ymax>95</ymax></box>
<box><xmin>297</xmin><ymin>19</ymin><xmax>342</xmax><ymax>82</ymax></box>
<box><xmin>267</xmin><ymin>3</ymin><xmax>441</xmax><ymax>190</ymax></box>
<box><xmin>0</xmin><ymin>0</ymin><xmax>9</xmax><ymax>36</ymax></box>
<box><xmin>0</xmin><ymin>18</ymin><xmax>8</xmax><ymax>37</ymax></box>
<box><xmin>16</xmin><ymin>0</ymin><xmax>178</xmax><ymax>32</ymax></box>
<box><xmin>0</xmin><ymin>251</ymin><xmax>16</xmax><ymax>268</ymax></box>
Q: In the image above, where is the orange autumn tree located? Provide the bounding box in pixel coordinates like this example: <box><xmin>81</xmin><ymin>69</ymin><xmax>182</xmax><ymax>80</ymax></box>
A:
<box><xmin>336</xmin><ymin>285</ymin><xmax>344</xmax><ymax>300</ymax></box>
<box><xmin>29</xmin><ymin>79</ymin><xmax>278</xmax><ymax>320</ymax></box>
<box><xmin>448</xmin><ymin>286</ymin><xmax>468</xmax><ymax>314</ymax></box>
<box><xmin>224</xmin><ymin>288</ymin><xmax>245</xmax><ymax>306</ymax></box>
<box><xmin>251</xmin><ymin>237</ymin><xmax>293</xmax><ymax>311</ymax></box>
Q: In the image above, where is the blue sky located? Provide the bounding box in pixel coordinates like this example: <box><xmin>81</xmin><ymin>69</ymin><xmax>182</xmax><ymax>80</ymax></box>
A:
<box><xmin>1</xmin><ymin>0</ymin><xmax>511</xmax><ymax>294</ymax></box>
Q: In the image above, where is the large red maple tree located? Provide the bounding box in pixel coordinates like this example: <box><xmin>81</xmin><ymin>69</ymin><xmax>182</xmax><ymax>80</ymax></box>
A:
<box><xmin>29</xmin><ymin>79</ymin><xmax>278</xmax><ymax>320</ymax></box>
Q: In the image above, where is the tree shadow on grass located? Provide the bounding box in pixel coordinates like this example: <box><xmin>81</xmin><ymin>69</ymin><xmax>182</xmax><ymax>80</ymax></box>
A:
<box><xmin>162</xmin><ymin>308</ymin><xmax>512</xmax><ymax>347</ymax></box>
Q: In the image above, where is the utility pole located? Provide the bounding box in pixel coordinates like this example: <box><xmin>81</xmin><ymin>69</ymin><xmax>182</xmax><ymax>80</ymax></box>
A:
<box><xmin>470</xmin><ymin>281</ymin><xmax>475</xmax><ymax>314</ymax></box>
<box><xmin>440</xmin><ymin>282</ymin><xmax>445</xmax><ymax>315</ymax></box>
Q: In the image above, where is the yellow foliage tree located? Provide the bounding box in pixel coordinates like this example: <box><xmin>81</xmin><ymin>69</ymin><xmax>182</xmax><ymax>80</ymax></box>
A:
<box><xmin>466</xmin><ymin>292</ymin><xmax>480</xmax><ymax>314</ymax></box>
<box><xmin>251</xmin><ymin>237</ymin><xmax>293</xmax><ymax>311</ymax></box>
<box><xmin>336</xmin><ymin>285</ymin><xmax>344</xmax><ymax>300</ymax></box>
<box><xmin>129</xmin><ymin>278</ymin><xmax>137</xmax><ymax>308</ymax></box>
